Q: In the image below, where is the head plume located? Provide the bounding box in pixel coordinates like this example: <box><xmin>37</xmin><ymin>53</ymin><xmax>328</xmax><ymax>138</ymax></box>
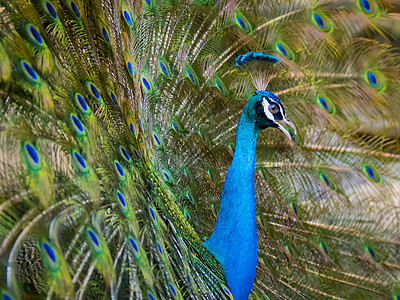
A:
<box><xmin>236</xmin><ymin>52</ymin><xmax>296</xmax><ymax>138</ymax></box>
<box><xmin>235</xmin><ymin>51</ymin><xmax>280</xmax><ymax>90</ymax></box>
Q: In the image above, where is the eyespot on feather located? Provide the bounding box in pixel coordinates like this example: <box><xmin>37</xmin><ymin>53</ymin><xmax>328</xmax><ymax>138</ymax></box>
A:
<box><xmin>186</xmin><ymin>191</ymin><xmax>195</xmax><ymax>204</ymax></box>
<box><xmin>42</xmin><ymin>1</ymin><xmax>58</xmax><ymax>19</ymax></box>
<box><xmin>159</xmin><ymin>58</ymin><xmax>171</xmax><ymax>78</ymax></box>
<box><xmin>74</xmin><ymin>93</ymin><xmax>90</xmax><ymax>114</ymax></box>
<box><xmin>86</xmin><ymin>81</ymin><xmax>102</xmax><ymax>100</ymax></box>
<box><xmin>116</xmin><ymin>190</ymin><xmax>127</xmax><ymax>209</ymax></box>
<box><xmin>162</xmin><ymin>169</ymin><xmax>174</xmax><ymax>184</ymax></box>
<box><xmin>110</xmin><ymin>91</ymin><xmax>118</xmax><ymax>105</ymax></box>
<box><xmin>186</xmin><ymin>65</ymin><xmax>199</xmax><ymax>85</ymax></box>
<box><xmin>114</xmin><ymin>161</ymin><xmax>126</xmax><ymax>181</ymax></box>
<box><xmin>40</xmin><ymin>240</ymin><xmax>59</xmax><ymax>271</ymax></box>
<box><xmin>86</xmin><ymin>228</ymin><xmax>103</xmax><ymax>253</ymax></box>
<box><xmin>362</xmin><ymin>163</ymin><xmax>382</xmax><ymax>183</ymax></box>
<box><xmin>1</xmin><ymin>291</ymin><xmax>14</xmax><ymax>300</ymax></box>
<box><xmin>364</xmin><ymin>69</ymin><xmax>386</xmax><ymax>91</ymax></box>
<box><xmin>21</xmin><ymin>61</ymin><xmax>38</xmax><ymax>82</ymax></box>
<box><xmin>22</xmin><ymin>142</ymin><xmax>41</xmax><ymax>170</ymax></box>
<box><xmin>119</xmin><ymin>145</ymin><xmax>132</xmax><ymax>163</ymax></box>
<box><xmin>121</xmin><ymin>2</ymin><xmax>134</xmax><ymax>28</ymax></box>
<box><xmin>70</xmin><ymin>114</ymin><xmax>86</xmax><ymax>136</ymax></box>
<box><xmin>234</xmin><ymin>12</ymin><xmax>252</xmax><ymax>33</ymax></box>
<box><xmin>221</xmin><ymin>284</ymin><xmax>234</xmax><ymax>300</ymax></box>
<box><xmin>124</xmin><ymin>53</ymin><xmax>135</xmax><ymax>77</ymax></box>
<box><xmin>275</xmin><ymin>42</ymin><xmax>294</xmax><ymax>60</ymax></box>
<box><xmin>214</xmin><ymin>76</ymin><xmax>228</xmax><ymax>96</ymax></box>
<box><xmin>141</xmin><ymin>73</ymin><xmax>153</xmax><ymax>92</ymax></box>
<box><xmin>169</xmin><ymin>283</ymin><xmax>177</xmax><ymax>297</ymax></box>
<box><xmin>153</xmin><ymin>132</ymin><xmax>161</xmax><ymax>147</ymax></box>
<box><xmin>319</xmin><ymin>172</ymin><xmax>336</xmax><ymax>190</ymax></box>
<box><xmin>357</xmin><ymin>0</ymin><xmax>380</xmax><ymax>16</ymax></box>
<box><xmin>68</xmin><ymin>0</ymin><xmax>80</xmax><ymax>18</ymax></box>
<box><xmin>319</xmin><ymin>242</ymin><xmax>329</xmax><ymax>256</ymax></box>
<box><xmin>129</xmin><ymin>237</ymin><xmax>139</xmax><ymax>253</ymax></box>
<box><xmin>72</xmin><ymin>151</ymin><xmax>89</xmax><ymax>173</ymax></box>
<box><xmin>316</xmin><ymin>95</ymin><xmax>335</xmax><ymax>114</ymax></box>
<box><xmin>26</xmin><ymin>25</ymin><xmax>43</xmax><ymax>45</ymax></box>
<box><xmin>312</xmin><ymin>11</ymin><xmax>333</xmax><ymax>32</ymax></box>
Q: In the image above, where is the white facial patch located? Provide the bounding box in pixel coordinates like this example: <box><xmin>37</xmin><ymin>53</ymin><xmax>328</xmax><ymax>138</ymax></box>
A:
<box><xmin>262</xmin><ymin>97</ymin><xmax>284</xmax><ymax>121</ymax></box>
<box><xmin>278</xmin><ymin>103</ymin><xmax>285</xmax><ymax>117</ymax></box>
<box><xmin>262</xmin><ymin>98</ymin><xmax>274</xmax><ymax>121</ymax></box>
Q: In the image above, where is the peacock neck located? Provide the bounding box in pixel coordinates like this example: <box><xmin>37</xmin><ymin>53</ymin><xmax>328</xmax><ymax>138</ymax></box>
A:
<box><xmin>204</xmin><ymin>104</ymin><xmax>259</xmax><ymax>300</ymax></box>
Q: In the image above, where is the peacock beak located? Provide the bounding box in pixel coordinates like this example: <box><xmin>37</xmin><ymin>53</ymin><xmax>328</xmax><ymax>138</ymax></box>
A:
<box><xmin>275</xmin><ymin>117</ymin><xmax>296</xmax><ymax>140</ymax></box>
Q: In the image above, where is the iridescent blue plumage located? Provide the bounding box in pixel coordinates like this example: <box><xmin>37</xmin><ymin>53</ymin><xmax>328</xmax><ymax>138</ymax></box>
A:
<box><xmin>235</xmin><ymin>52</ymin><xmax>279</xmax><ymax>66</ymax></box>
<box><xmin>205</xmin><ymin>90</ymin><xmax>294</xmax><ymax>299</ymax></box>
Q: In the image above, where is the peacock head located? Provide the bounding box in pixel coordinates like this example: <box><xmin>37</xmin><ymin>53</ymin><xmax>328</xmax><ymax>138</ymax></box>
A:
<box><xmin>248</xmin><ymin>90</ymin><xmax>295</xmax><ymax>138</ymax></box>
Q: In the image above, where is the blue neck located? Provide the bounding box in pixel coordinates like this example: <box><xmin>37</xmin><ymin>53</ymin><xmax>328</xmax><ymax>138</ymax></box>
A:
<box><xmin>204</xmin><ymin>105</ymin><xmax>259</xmax><ymax>300</ymax></box>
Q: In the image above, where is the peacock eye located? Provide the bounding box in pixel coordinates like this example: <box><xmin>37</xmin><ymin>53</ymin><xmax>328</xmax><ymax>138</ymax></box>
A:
<box><xmin>269</xmin><ymin>103</ymin><xmax>279</xmax><ymax>114</ymax></box>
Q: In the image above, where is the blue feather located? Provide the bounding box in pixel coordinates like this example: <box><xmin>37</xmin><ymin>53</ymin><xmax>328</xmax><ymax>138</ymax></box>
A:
<box><xmin>204</xmin><ymin>95</ymin><xmax>261</xmax><ymax>299</ymax></box>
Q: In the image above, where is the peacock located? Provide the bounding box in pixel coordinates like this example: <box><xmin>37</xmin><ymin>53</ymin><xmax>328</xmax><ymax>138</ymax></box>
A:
<box><xmin>0</xmin><ymin>0</ymin><xmax>400</xmax><ymax>298</ymax></box>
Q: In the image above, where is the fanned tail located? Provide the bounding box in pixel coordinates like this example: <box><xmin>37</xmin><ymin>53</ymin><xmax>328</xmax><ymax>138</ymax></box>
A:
<box><xmin>0</xmin><ymin>0</ymin><xmax>399</xmax><ymax>298</ymax></box>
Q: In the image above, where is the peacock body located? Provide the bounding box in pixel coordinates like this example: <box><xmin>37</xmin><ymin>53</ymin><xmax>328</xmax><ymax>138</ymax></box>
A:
<box><xmin>0</xmin><ymin>0</ymin><xmax>400</xmax><ymax>299</ymax></box>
